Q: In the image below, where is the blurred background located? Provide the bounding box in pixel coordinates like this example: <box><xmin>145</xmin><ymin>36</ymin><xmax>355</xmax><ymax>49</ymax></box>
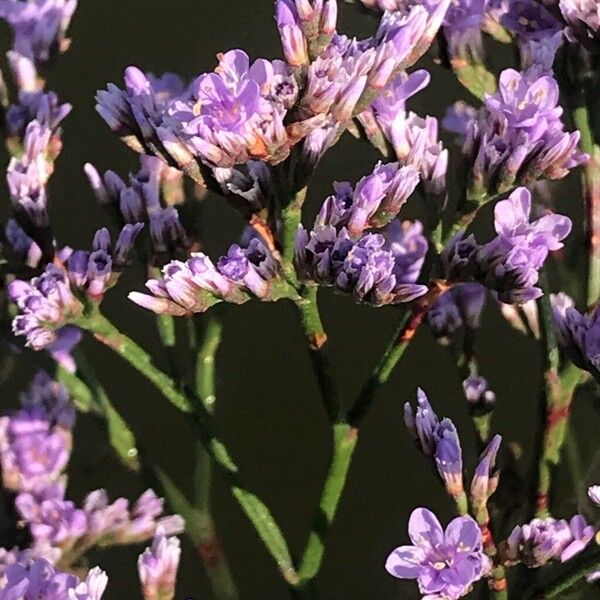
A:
<box><xmin>1</xmin><ymin>1</ymin><xmax>599</xmax><ymax>598</ymax></box>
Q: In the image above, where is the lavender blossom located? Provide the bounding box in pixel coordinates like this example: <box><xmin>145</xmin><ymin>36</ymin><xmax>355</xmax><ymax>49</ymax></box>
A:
<box><xmin>313</xmin><ymin>162</ymin><xmax>419</xmax><ymax>236</ymax></box>
<box><xmin>427</xmin><ymin>283</ymin><xmax>487</xmax><ymax>343</ymax></box>
<box><xmin>560</xmin><ymin>0</ymin><xmax>600</xmax><ymax>47</ymax></box>
<box><xmin>0</xmin><ymin>558</ymin><xmax>107</xmax><ymax>600</ymax></box>
<box><xmin>505</xmin><ymin>515</ymin><xmax>594</xmax><ymax>567</ymax></box>
<box><xmin>85</xmin><ymin>156</ymin><xmax>188</xmax><ymax>261</ymax></box>
<box><xmin>365</xmin><ymin>70</ymin><xmax>448</xmax><ymax>200</ymax></box>
<box><xmin>0</xmin><ymin>374</ymin><xmax>73</xmax><ymax>492</ymax></box>
<box><xmin>138</xmin><ymin>529</ymin><xmax>181</xmax><ymax>600</ymax></box>
<box><xmin>442</xmin><ymin>188</ymin><xmax>571</xmax><ymax>303</ymax></box>
<box><xmin>9</xmin><ymin>265</ymin><xmax>83</xmax><ymax>350</ymax></box>
<box><xmin>460</xmin><ymin>68</ymin><xmax>587</xmax><ymax>200</ymax></box>
<box><xmin>0</xmin><ymin>0</ymin><xmax>78</xmax><ymax>68</ymax></box>
<box><xmin>463</xmin><ymin>375</ymin><xmax>496</xmax><ymax>408</ymax></box>
<box><xmin>404</xmin><ymin>389</ymin><xmax>465</xmax><ymax>500</ymax></box>
<box><xmin>129</xmin><ymin>235</ymin><xmax>281</xmax><ymax>316</ymax></box>
<box><xmin>6</xmin><ymin>90</ymin><xmax>71</xmax><ymax>142</ymax></box>
<box><xmin>385</xmin><ymin>507</ymin><xmax>489</xmax><ymax>599</ymax></box>
<box><xmin>46</xmin><ymin>325</ymin><xmax>82</xmax><ymax>373</ymax></box>
<box><xmin>7</xmin><ymin>121</ymin><xmax>53</xmax><ymax>228</ymax></box>
<box><xmin>275</xmin><ymin>0</ymin><xmax>337</xmax><ymax>67</ymax></box>
<box><xmin>301</xmin><ymin>2</ymin><xmax>450</xmax><ymax>122</ymax></box>
<box><xmin>470</xmin><ymin>435</ymin><xmax>501</xmax><ymax>513</ymax></box>
<box><xmin>501</xmin><ymin>0</ymin><xmax>562</xmax><ymax>43</ymax></box>
<box><xmin>551</xmin><ymin>293</ymin><xmax>600</xmax><ymax>380</ymax></box>
<box><xmin>16</xmin><ymin>490</ymin><xmax>87</xmax><ymax>549</ymax></box>
<box><xmin>5</xmin><ymin>219</ymin><xmax>42</xmax><ymax>269</ymax></box>
<box><xmin>296</xmin><ymin>219</ymin><xmax>428</xmax><ymax>306</ymax></box>
<box><xmin>66</xmin><ymin>225</ymin><xmax>143</xmax><ymax>300</ymax></box>
<box><xmin>96</xmin><ymin>68</ymin><xmax>186</xmax><ymax>155</ymax></box>
<box><xmin>442</xmin><ymin>0</ymin><xmax>487</xmax><ymax>59</ymax></box>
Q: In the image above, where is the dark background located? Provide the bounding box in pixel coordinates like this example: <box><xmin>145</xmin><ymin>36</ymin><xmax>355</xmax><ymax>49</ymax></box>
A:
<box><xmin>1</xmin><ymin>1</ymin><xmax>600</xmax><ymax>598</ymax></box>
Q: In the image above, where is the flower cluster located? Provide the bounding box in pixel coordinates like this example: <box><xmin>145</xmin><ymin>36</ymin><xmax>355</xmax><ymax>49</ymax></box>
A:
<box><xmin>504</xmin><ymin>515</ymin><xmax>595</xmax><ymax>567</ymax></box>
<box><xmin>16</xmin><ymin>483</ymin><xmax>184</xmax><ymax>554</ymax></box>
<box><xmin>441</xmin><ymin>187</ymin><xmax>571</xmax><ymax>303</ymax></box>
<box><xmin>97</xmin><ymin>1</ymin><xmax>451</xmax><ymax>175</ymax></box>
<box><xmin>0</xmin><ymin>558</ymin><xmax>107</xmax><ymax>600</ymax></box>
<box><xmin>129</xmin><ymin>234</ymin><xmax>282</xmax><ymax>316</ymax></box>
<box><xmin>404</xmin><ymin>389</ymin><xmax>465</xmax><ymax>501</ymax></box>
<box><xmin>294</xmin><ymin>162</ymin><xmax>428</xmax><ymax>306</ymax></box>
<box><xmin>551</xmin><ymin>293</ymin><xmax>600</xmax><ymax>381</ymax></box>
<box><xmin>0</xmin><ymin>0</ymin><xmax>77</xmax><ymax>69</ymax></box>
<box><xmin>66</xmin><ymin>225</ymin><xmax>143</xmax><ymax>300</ymax></box>
<box><xmin>451</xmin><ymin>67</ymin><xmax>587</xmax><ymax>201</ymax></box>
<box><xmin>0</xmin><ymin>372</ymin><xmax>74</xmax><ymax>492</ymax></box>
<box><xmin>9</xmin><ymin>265</ymin><xmax>82</xmax><ymax>350</ymax></box>
<box><xmin>365</xmin><ymin>69</ymin><xmax>448</xmax><ymax>204</ymax></box>
<box><xmin>85</xmin><ymin>156</ymin><xmax>188</xmax><ymax>262</ymax></box>
<box><xmin>385</xmin><ymin>507</ymin><xmax>490</xmax><ymax>599</ymax></box>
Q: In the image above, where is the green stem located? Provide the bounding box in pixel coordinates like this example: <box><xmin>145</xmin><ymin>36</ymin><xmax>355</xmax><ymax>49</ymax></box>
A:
<box><xmin>294</xmin><ymin>285</ymin><xmax>339</xmax><ymax>422</ymax></box>
<box><xmin>156</xmin><ymin>313</ymin><xmax>181</xmax><ymax>385</ymax></box>
<box><xmin>571</xmin><ymin>105</ymin><xmax>600</xmax><ymax>306</ymax></box>
<box><xmin>534</xmin><ymin>293</ymin><xmax>583</xmax><ymax>518</ymax></box>
<box><xmin>155</xmin><ymin>466</ymin><xmax>239</xmax><ymax>600</ymax></box>
<box><xmin>72</xmin><ymin>348</ymin><xmax>140</xmax><ymax>471</ymax></box>
<box><xmin>298</xmin><ymin>423</ymin><xmax>358</xmax><ymax>583</ymax></box>
<box><xmin>280</xmin><ymin>187</ymin><xmax>307</xmax><ymax>288</ymax></box>
<box><xmin>78</xmin><ymin>310</ymin><xmax>299</xmax><ymax>586</ymax></box>
<box><xmin>192</xmin><ymin>314</ymin><xmax>238</xmax><ymax>600</ymax></box>
<box><xmin>347</xmin><ymin>283</ymin><xmax>447</xmax><ymax>426</ymax></box>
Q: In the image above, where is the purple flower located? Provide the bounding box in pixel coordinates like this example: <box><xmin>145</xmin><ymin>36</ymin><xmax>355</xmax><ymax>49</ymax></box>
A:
<box><xmin>427</xmin><ymin>283</ymin><xmax>487</xmax><ymax>343</ymax></box>
<box><xmin>6</xmin><ymin>90</ymin><xmax>71</xmax><ymax>142</ymax></box>
<box><xmin>501</xmin><ymin>0</ymin><xmax>562</xmax><ymax>43</ymax></box>
<box><xmin>9</xmin><ymin>265</ymin><xmax>83</xmax><ymax>350</ymax></box>
<box><xmin>0</xmin><ymin>558</ymin><xmax>107</xmax><ymax>600</ymax></box>
<box><xmin>96</xmin><ymin>68</ymin><xmax>186</xmax><ymax>154</ymax></box>
<box><xmin>385</xmin><ymin>507</ymin><xmax>489</xmax><ymax>599</ymax></box>
<box><xmin>66</xmin><ymin>224</ymin><xmax>143</xmax><ymax>300</ymax></box>
<box><xmin>296</xmin><ymin>219</ymin><xmax>428</xmax><ymax>306</ymax></box>
<box><xmin>470</xmin><ymin>435</ymin><xmax>501</xmax><ymax>513</ymax></box>
<box><xmin>301</xmin><ymin>2</ymin><xmax>450</xmax><ymax>122</ymax></box>
<box><xmin>560</xmin><ymin>0</ymin><xmax>600</xmax><ymax>47</ymax></box>
<box><xmin>46</xmin><ymin>325</ymin><xmax>82</xmax><ymax>374</ymax></box>
<box><xmin>0</xmin><ymin>373</ymin><xmax>73</xmax><ymax>492</ymax></box>
<box><xmin>0</xmin><ymin>0</ymin><xmax>78</xmax><ymax>68</ymax></box>
<box><xmin>16</xmin><ymin>490</ymin><xmax>87</xmax><ymax>549</ymax></box>
<box><xmin>443</xmin><ymin>188</ymin><xmax>571</xmax><ymax>303</ymax></box>
<box><xmin>159</xmin><ymin>50</ymin><xmax>320</xmax><ymax>168</ymax></box>
<box><xmin>561</xmin><ymin>515</ymin><xmax>595</xmax><ymax>562</ymax></box>
<box><xmin>404</xmin><ymin>389</ymin><xmax>465</xmax><ymax>500</ymax></box>
<box><xmin>7</xmin><ymin>121</ymin><xmax>53</xmax><ymax>228</ymax></box>
<box><xmin>138</xmin><ymin>529</ymin><xmax>181</xmax><ymax>600</ymax></box>
<box><xmin>442</xmin><ymin>0</ymin><xmax>486</xmax><ymax>59</ymax></box>
<box><xmin>505</xmin><ymin>517</ymin><xmax>574</xmax><ymax>567</ymax></box>
<box><xmin>463</xmin><ymin>375</ymin><xmax>496</xmax><ymax>408</ymax></box>
<box><xmin>314</xmin><ymin>162</ymin><xmax>420</xmax><ymax>236</ymax></box>
<box><xmin>130</xmin><ymin>234</ymin><xmax>280</xmax><ymax>316</ymax></box>
<box><xmin>551</xmin><ymin>293</ymin><xmax>600</xmax><ymax>380</ymax></box>
<box><xmin>460</xmin><ymin>68</ymin><xmax>587</xmax><ymax>199</ymax></box>
<box><xmin>85</xmin><ymin>157</ymin><xmax>188</xmax><ymax>262</ymax></box>
<box><xmin>5</xmin><ymin>219</ymin><xmax>43</xmax><ymax>269</ymax></box>
<box><xmin>275</xmin><ymin>0</ymin><xmax>337</xmax><ymax>67</ymax></box>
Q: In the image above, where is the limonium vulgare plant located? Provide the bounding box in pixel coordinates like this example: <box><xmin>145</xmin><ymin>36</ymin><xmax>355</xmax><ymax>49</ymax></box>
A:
<box><xmin>2</xmin><ymin>0</ymin><xmax>600</xmax><ymax>598</ymax></box>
